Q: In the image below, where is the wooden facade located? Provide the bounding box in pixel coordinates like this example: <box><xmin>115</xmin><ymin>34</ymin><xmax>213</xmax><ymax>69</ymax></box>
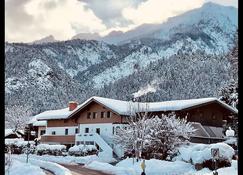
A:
<box><xmin>40</xmin><ymin>98</ymin><xmax>237</xmax><ymax>145</ymax></box>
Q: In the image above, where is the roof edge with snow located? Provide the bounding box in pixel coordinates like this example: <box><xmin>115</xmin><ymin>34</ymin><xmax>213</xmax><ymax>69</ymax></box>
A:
<box><xmin>34</xmin><ymin>96</ymin><xmax>238</xmax><ymax>120</ymax></box>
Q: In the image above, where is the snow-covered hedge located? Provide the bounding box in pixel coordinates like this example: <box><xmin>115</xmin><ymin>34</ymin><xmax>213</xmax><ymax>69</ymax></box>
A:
<box><xmin>5</xmin><ymin>139</ymin><xmax>35</xmax><ymax>154</ymax></box>
<box><xmin>175</xmin><ymin>142</ymin><xmax>235</xmax><ymax>170</ymax></box>
<box><xmin>36</xmin><ymin>144</ymin><xmax>66</xmax><ymax>156</ymax></box>
<box><xmin>68</xmin><ymin>144</ymin><xmax>97</xmax><ymax>156</ymax></box>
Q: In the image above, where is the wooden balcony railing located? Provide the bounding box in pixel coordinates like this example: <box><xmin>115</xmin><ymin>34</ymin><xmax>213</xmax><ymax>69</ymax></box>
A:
<box><xmin>40</xmin><ymin>135</ymin><xmax>75</xmax><ymax>144</ymax></box>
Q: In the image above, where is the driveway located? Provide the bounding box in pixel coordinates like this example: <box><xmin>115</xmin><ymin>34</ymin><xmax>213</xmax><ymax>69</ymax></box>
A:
<box><xmin>60</xmin><ymin>164</ymin><xmax>112</xmax><ymax>175</ymax></box>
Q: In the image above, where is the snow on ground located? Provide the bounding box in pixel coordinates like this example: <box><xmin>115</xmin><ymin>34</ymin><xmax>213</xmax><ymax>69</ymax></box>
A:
<box><xmin>5</xmin><ymin>159</ymin><xmax>45</xmax><ymax>175</ymax></box>
<box><xmin>85</xmin><ymin>161</ymin><xmax>135</xmax><ymax>175</ymax></box>
<box><xmin>13</xmin><ymin>155</ymin><xmax>72</xmax><ymax>175</ymax></box>
<box><xmin>86</xmin><ymin>158</ymin><xmax>238</xmax><ymax>175</ymax></box>
<box><xmin>116</xmin><ymin>158</ymin><xmax>197</xmax><ymax>175</ymax></box>
<box><xmin>13</xmin><ymin>154</ymin><xmax>114</xmax><ymax>165</ymax></box>
<box><xmin>175</xmin><ymin>142</ymin><xmax>235</xmax><ymax>164</ymax></box>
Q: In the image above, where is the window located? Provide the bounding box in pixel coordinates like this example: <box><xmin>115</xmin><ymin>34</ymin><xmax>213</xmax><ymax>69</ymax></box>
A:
<box><xmin>93</xmin><ymin>112</ymin><xmax>97</xmax><ymax>119</ymax></box>
<box><xmin>40</xmin><ymin>130</ymin><xmax>45</xmax><ymax>135</ymax></box>
<box><xmin>107</xmin><ymin>111</ymin><xmax>111</xmax><ymax>118</ymax></box>
<box><xmin>101</xmin><ymin>112</ymin><xmax>104</xmax><ymax>118</ymax></box>
<box><xmin>86</xmin><ymin>141</ymin><xmax>95</xmax><ymax>145</ymax></box>
<box><xmin>52</xmin><ymin>131</ymin><xmax>56</xmax><ymax>135</ymax></box>
<box><xmin>85</xmin><ymin>128</ymin><xmax>89</xmax><ymax>133</ymax></box>
<box><xmin>87</xmin><ymin>112</ymin><xmax>91</xmax><ymax>119</ymax></box>
<box><xmin>75</xmin><ymin>128</ymin><xmax>79</xmax><ymax>134</ymax></box>
<box><xmin>116</xmin><ymin>126</ymin><xmax>120</xmax><ymax>135</ymax></box>
<box><xmin>65</xmin><ymin>129</ymin><xmax>68</xmax><ymax>135</ymax></box>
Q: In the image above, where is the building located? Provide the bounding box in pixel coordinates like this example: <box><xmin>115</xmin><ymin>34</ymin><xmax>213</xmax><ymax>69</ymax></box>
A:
<box><xmin>5</xmin><ymin>129</ymin><xmax>24</xmax><ymax>139</ymax></box>
<box><xmin>26</xmin><ymin>117</ymin><xmax>47</xmax><ymax>141</ymax></box>
<box><xmin>34</xmin><ymin>96</ymin><xmax>238</xmax><ymax>159</ymax></box>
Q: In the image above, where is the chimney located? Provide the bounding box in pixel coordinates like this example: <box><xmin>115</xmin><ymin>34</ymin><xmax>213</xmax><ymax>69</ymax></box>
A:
<box><xmin>68</xmin><ymin>101</ymin><xmax>78</xmax><ymax>111</ymax></box>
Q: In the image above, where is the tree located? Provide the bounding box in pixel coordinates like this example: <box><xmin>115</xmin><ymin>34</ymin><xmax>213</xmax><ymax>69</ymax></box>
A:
<box><xmin>5</xmin><ymin>105</ymin><xmax>32</xmax><ymax>131</ymax></box>
<box><xmin>114</xmin><ymin>109</ymin><xmax>195</xmax><ymax>160</ymax></box>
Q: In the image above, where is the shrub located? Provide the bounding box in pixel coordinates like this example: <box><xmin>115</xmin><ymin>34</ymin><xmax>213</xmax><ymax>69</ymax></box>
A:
<box><xmin>68</xmin><ymin>145</ymin><xmax>97</xmax><ymax>156</ymax></box>
<box><xmin>36</xmin><ymin>144</ymin><xmax>66</xmax><ymax>156</ymax></box>
<box><xmin>5</xmin><ymin>139</ymin><xmax>35</xmax><ymax>154</ymax></box>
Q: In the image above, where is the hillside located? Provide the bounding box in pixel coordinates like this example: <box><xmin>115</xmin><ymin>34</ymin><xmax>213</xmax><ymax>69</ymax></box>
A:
<box><xmin>5</xmin><ymin>3</ymin><xmax>238</xmax><ymax>114</ymax></box>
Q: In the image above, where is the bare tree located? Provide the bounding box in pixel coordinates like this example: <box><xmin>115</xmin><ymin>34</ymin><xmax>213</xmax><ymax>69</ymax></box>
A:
<box><xmin>114</xmin><ymin>104</ymin><xmax>195</xmax><ymax>160</ymax></box>
<box><xmin>114</xmin><ymin>101</ymin><xmax>152</xmax><ymax>159</ymax></box>
<box><xmin>5</xmin><ymin>105</ymin><xmax>32</xmax><ymax>131</ymax></box>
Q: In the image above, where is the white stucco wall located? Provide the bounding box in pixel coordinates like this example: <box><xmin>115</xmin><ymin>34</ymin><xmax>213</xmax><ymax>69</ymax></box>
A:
<box><xmin>79</xmin><ymin>123</ymin><xmax>125</xmax><ymax>142</ymax></box>
<box><xmin>46</xmin><ymin>126</ymin><xmax>78</xmax><ymax>135</ymax></box>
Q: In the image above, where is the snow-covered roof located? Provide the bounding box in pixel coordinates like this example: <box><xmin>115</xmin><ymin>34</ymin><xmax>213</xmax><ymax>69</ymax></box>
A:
<box><xmin>34</xmin><ymin>96</ymin><xmax>238</xmax><ymax>120</ymax></box>
<box><xmin>92</xmin><ymin>96</ymin><xmax>238</xmax><ymax>115</ymax></box>
<box><xmin>33</xmin><ymin>120</ymin><xmax>47</xmax><ymax>127</ymax></box>
<box><xmin>34</xmin><ymin>105</ymin><xmax>83</xmax><ymax>120</ymax></box>
<box><xmin>5</xmin><ymin>129</ymin><xmax>23</xmax><ymax>137</ymax></box>
<box><xmin>35</xmin><ymin>98</ymin><xmax>93</xmax><ymax>120</ymax></box>
<box><xmin>5</xmin><ymin>129</ymin><xmax>14</xmax><ymax>137</ymax></box>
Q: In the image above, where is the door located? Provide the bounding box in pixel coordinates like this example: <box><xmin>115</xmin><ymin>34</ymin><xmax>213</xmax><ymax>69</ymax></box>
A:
<box><xmin>96</xmin><ymin>128</ymin><xmax>100</xmax><ymax>135</ymax></box>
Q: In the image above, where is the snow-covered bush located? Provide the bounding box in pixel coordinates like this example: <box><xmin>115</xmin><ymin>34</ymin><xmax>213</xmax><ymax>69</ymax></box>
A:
<box><xmin>176</xmin><ymin>142</ymin><xmax>235</xmax><ymax>170</ymax></box>
<box><xmin>114</xmin><ymin>112</ymin><xmax>195</xmax><ymax>160</ymax></box>
<box><xmin>5</xmin><ymin>139</ymin><xmax>35</xmax><ymax>154</ymax></box>
<box><xmin>36</xmin><ymin>144</ymin><xmax>66</xmax><ymax>156</ymax></box>
<box><xmin>5</xmin><ymin>147</ymin><xmax>13</xmax><ymax>175</ymax></box>
<box><xmin>68</xmin><ymin>144</ymin><xmax>97</xmax><ymax>156</ymax></box>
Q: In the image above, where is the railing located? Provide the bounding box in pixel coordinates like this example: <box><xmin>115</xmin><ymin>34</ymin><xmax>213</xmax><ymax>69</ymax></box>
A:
<box><xmin>41</xmin><ymin>135</ymin><xmax>75</xmax><ymax>144</ymax></box>
<box><xmin>76</xmin><ymin>133</ymin><xmax>113</xmax><ymax>158</ymax></box>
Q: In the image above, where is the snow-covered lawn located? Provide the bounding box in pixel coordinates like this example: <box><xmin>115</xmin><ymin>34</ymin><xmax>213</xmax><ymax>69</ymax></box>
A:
<box><xmin>12</xmin><ymin>153</ymin><xmax>114</xmax><ymax>165</ymax></box>
<box><xmin>86</xmin><ymin>158</ymin><xmax>238</xmax><ymax>175</ymax></box>
<box><xmin>5</xmin><ymin>159</ymin><xmax>45</xmax><ymax>175</ymax></box>
<box><xmin>12</xmin><ymin>155</ymin><xmax>72</xmax><ymax>175</ymax></box>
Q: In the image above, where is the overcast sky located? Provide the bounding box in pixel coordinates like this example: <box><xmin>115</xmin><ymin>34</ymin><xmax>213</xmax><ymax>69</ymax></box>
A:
<box><xmin>5</xmin><ymin>0</ymin><xmax>238</xmax><ymax>42</ymax></box>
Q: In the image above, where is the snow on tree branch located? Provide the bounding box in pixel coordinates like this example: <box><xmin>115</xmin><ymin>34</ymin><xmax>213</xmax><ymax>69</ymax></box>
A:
<box><xmin>5</xmin><ymin>105</ymin><xmax>32</xmax><ymax>131</ymax></box>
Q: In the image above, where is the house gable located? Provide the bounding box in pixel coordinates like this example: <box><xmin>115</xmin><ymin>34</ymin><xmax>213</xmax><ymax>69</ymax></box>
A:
<box><xmin>75</xmin><ymin>101</ymin><xmax>123</xmax><ymax>124</ymax></box>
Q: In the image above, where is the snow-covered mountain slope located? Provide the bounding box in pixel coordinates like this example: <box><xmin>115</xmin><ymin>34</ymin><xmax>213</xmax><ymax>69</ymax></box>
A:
<box><xmin>88</xmin><ymin>3</ymin><xmax>237</xmax><ymax>87</ymax></box>
<box><xmin>71</xmin><ymin>33</ymin><xmax>102</xmax><ymax>41</ymax></box>
<box><xmin>5</xmin><ymin>2</ymin><xmax>238</xmax><ymax>114</ymax></box>
<box><xmin>31</xmin><ymin>35</ymin><xmax>57</xmax><ymax>44</ymax></box>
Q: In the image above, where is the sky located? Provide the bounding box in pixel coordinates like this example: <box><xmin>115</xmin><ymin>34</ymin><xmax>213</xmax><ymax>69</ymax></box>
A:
<box><xmin>5</xmin><ymin>0</ymin><xmax>238</xmax><ymax>43</ymax></box>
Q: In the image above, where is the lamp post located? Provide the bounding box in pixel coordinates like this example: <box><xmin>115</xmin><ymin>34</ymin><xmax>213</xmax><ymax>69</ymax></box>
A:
<box><xmin>211</xmin><ymin>148</ymin><xmax>219</xmax><ymax>175</ymax></box>
<box><xmin>26</xmin><ymin>125</ymin><xmax>30</xmax><ymax>163</ymax></box>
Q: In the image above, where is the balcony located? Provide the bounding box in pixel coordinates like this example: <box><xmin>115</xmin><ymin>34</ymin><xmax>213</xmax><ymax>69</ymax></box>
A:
<box><xmin>40</xmin><ymin>135</ymin><xmax>75</xmax><ymax>144</ymax></box>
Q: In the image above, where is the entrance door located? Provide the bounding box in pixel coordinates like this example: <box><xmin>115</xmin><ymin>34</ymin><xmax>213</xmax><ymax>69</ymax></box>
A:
<box><xmin>96</xmin><ymin>128</ymin><xmax>100</xmax><ymax>135</ymax></box>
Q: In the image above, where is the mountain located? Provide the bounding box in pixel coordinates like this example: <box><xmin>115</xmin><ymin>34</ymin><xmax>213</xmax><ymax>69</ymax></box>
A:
<box><xmin>71</xmin><ymin>33</ymin><xmax>101</xmax><ymax>40</ymax></box>
<box><xmin>5</xmin><ymin>3</ymin><xmax>238</xmax><ymax>114</ymax></box>
<box><xmin>100</xmin><ymin>2</ymin><xmax>237</xmax><ymax>45</ymax></box>
<box><xmin>32</xmin><ymin>35</ymin><xmax>57</xmax><ymax>44</ymax></box>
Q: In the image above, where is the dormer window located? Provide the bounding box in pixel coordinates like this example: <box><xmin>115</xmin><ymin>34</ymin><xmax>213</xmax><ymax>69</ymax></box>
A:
<box><xmin>107</xmin><ymin>111</ymin><xmax>111</xmax><ymax>118</ymax></box>
<box><xmin>101</xmin><ymin>112</ymin><xmax>104</xmax><ymax>118</ymax></box>
<box><xmin>52</xmin><ymin>131</ymin><xmax>56</xmax><ymax>135</ymax></box>
<box><xmin>87</xmin><ymin>112</ymin><xmax>91</xmax><ymax>119</ymax></box>
<box><xmin>93</xmin><ymin>112</ymin><xmax>97</xmax><ymax>119</ymax></box>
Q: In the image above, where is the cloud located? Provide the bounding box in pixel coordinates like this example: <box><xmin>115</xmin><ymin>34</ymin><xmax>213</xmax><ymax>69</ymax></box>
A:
<box><xmin>5</xmin><ymin>0</ymin><xmax>238</xmax><ymax>42</ymax></box>
<box><xmin>122</xmin><ymin>0</ymin><xmax>205</xmax><ymax>26</ymax></box>
<box><xmin>5</xmin><ymin>0</ymin><xmax>106</xmax><ymax>42</ymax></box>
<box><xmin>80</xmin><ymin>0</ymin><xmax>147</xmax><ymax>28</ymax></box>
